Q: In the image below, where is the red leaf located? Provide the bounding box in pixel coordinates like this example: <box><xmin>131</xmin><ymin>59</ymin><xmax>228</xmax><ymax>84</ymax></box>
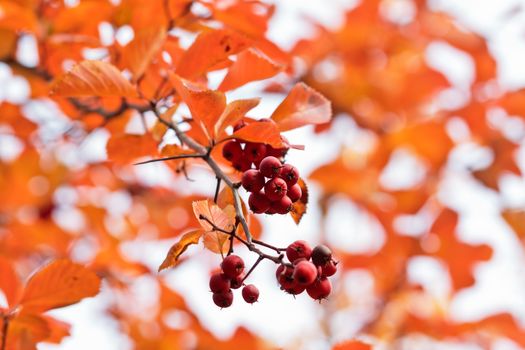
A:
<box><xmin>271</xmin><ymin>83</ymin><xmax>332</xmax><ymax>131</ymax></box>
<box><xmin>214</xmin><ymin>98</ymin><xmax>260</xmax><ymax>139</ymax></box>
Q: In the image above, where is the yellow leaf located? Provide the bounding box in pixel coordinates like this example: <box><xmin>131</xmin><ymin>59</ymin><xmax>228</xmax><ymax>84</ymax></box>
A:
<box><xmin>158</xmin><ymin>229</ymin><xmax>203</xmax><ymax>272</ymax></box>
<box><xmin>20</xmin><ymin>259</ymin><xmax>101</xmax><ymax>313</ymax></box>
<box><xmin>192</xmin><ymin>200</ymin><xmax>235</xmax><ymax>233</ymax></box>
<box><xmin>50</xmin><ymin>60</ymin><xmax>138</xmax><ymax>97</ymax></box>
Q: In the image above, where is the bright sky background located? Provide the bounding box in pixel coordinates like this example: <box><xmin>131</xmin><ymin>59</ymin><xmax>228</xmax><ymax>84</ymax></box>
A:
<box><xmin>16</xmin><ymin>0</ymin><xmax>525</xmax><ymax>349</ymax></box>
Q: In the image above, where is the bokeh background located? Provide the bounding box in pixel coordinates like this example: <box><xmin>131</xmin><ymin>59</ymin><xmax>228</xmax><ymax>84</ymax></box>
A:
<box><xmin>3</xmin><ymin>0</ymin><xmax>525</xmax><ymax>349</ymax></box>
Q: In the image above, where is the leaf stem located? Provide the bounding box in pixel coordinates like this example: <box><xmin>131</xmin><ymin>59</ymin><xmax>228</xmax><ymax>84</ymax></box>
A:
<box><xmin>133</xmin><ymin>153</ymin><xmax>206</xmax><ymax>165</ymax></box>
<box><xmin>1</xmin><ymin>315</ymin><xmax>9</xmax><ymax>350</ymax></box>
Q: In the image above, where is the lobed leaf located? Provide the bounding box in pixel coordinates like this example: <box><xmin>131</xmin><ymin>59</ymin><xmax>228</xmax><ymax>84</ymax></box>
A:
<box><xmin>290</xmin><ymin>178</ymin><xmax>308</xmax><ymax>225</ymax></box>
<box><xmin>229</xmin><ymin>120</ymin><xmax>284</xmax><ymax>148</ymax></box>
<box><xmin>106</xmin><ymin>133</ymin><xmax>158</xmax><ymax>164</ymax></box>
<box><xmin>0</xmin><ymin>257</ymin><xmax>22</xmax><ymax>307</ymax></box>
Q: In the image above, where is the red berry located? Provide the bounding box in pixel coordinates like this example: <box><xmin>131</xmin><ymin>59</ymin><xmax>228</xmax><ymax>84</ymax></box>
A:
<box><xmin>306</xmin><ymin>277</ymin><xmax>332</xmax><ymax>300</ymax></box>
<box><xmin>286</xmin><ymin>240</ymin><xmax>312</xmax><ymax>263</ymax></box>
<box><xmin>232</xmin><ymin>157</ymin><xmax>252</xmax><ymax>172</ymax></box>
<box><xmin>279</xmin><ymin>164</ymin><xmax>299</xmax><ymax>186</ymax></box>
<box><xmin>230</xmin><ymin>274</ymin><xmax>244</xmax><ymax>289</ymax></box>
<box><xmin>265</xmin><ymin>206</ymin><xmax>277</xmax><ymax>215</ymax></box>
<box><xmin>276</xmin><ymin>265</ymin><xmax>295</xmax><ymax>290</ymax></box>
<box><xmin>321</xmin><ymin>260</ymin><xmax>338</xmax><ymax>277</ymax></box>
<box><xmin>264</xmin><ymin>177</ymin><xmax>288</xmax><ymax>201</ymax></box>
<box><xmin>242</xmin><ymin>284</ymin><xmax>259</xmax><ymax>303</ymax></box>
<box><xmin>221</xmin><ymin>255</ymin><xmax>245</xmax><ymax>278</ymax></box>
<box><xmin>249</xmin><ymin>192</ymin><xmax>270</xmax><ymax>214</ymax></box>
<box><xmin>259</xmin><ymin>156</ymin><xmax>282</xmax><ymax>178</ymax></box>
<box><xmin>244</xmin><ymin>142</ymin><xmax>267</xmax><ymax>165</ymax></box>
<box><xmin>293</xmin><ymin>261</ymin><xmax>318</xmax><ymax>286</ymax></box>
<box><xmin>311</xmin><ymin>245</ymin><xmax>333</xmax><ymax>267</ymax></box>
<box><xmin>222</xmin><ymin>141</ymin><xmax>242</xmax><ymax>162</ymax></box>
<box><xmin>288</xmin><ymin>183</ymin><xmax>302</xmax><ymax>203</ymax></box>
<box><xmin>242</xmin><ymin>169</ymin><xmax>265</xmax><ymax>193</ymax></box>
<box><xmin>213</xmin><ymin>290</ymin><xmax>234</xmax><ymax>308</ymax></box>
<box><xmin>209</xmin><ymin>273</ymin><xmax>231</xmax><ymax>293</ymax></box>
<box><xmin>270</xmin><ymin>195</ymin><xmax>292</xmax><ymax>214</ymax></box>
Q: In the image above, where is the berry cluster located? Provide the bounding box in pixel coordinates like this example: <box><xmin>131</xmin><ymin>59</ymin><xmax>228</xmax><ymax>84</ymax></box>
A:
<box><xmin>209</xmin><ymin>254</ymin><xmax>259</xmax><ymax>308</ymax></box>
<box><xmin>222</xmin><ymin>141</ymin><xmax>302</xmax><ymax>216</ymax></box>
<box><xmin>276</xmin><ymin>242</ymin><xmax>338</xmax><ymax>300</ymax></box>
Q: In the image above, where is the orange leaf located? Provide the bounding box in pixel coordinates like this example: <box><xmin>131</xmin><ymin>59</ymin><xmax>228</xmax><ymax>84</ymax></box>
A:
<box><xmin>271</xmin><ymin>83</ymin><xmax>332</xmax><ymax>131</ymax></box>
<box><xmin>502</xmin><ymin>210</ymin><xmax>525</xmax><ymax>239</ymax></box>
<box><xmin>219</xmin><ymin>49</ymin><xmax>282</xmax><ymax>91</ymax></box>
<box><xmin>158</xmin><ymin>229</ymin><xmax>203</xmax><ymax>272</ymax></box>
<box><xmin>229</xmin><ymin>120</ymin><xmax>284</xmax><ymax>148</ymax></box>
<box><xmin>106</xmin><ymin>133</ymin><xmax>158</xmax><ymax>164</ymax></box>
<box><xmin>214</xmin><ymin>98</ymin><xmax>260</xmax><ymax>139</ymax></box>
<box><xmin>122</xmin><ymin>25</ymin><xmax>167</xmax><ymax>81</ymax></box>
<box><xmin>290</xmin><ymin>178</ymin><xmax>308</xmax><ymax>225</ymax></box>
<box><xmin>176</xmin><ymin>29</ymin><xmax>250</xmax><ymax>79</ymax></box>
<box><xmin>50</xmin><ymin>60</ymin><xmax>138</xmax><ymax>97</ymax></box>
<box><xmin>332</xmin><ymin>340</ymin><xmax>372</xmax><ymax>350</ymax></box>
<box><xmin>20</xmin><ymin>259</ymin><xmax>101</xmax><ymax>313</ymax></box>
<box><xmin>192</xmin><ymin>200</ymin><xmax>235</xmax><ymax>233</ymax></box>
<box><xmin>0</xmin><ymin>257</ymin><xmax>22</xmax><ymax>307</ymax></box>
<box><xmin>169</xmin><ymin>73</ymin><xmax>226</xmax><ymax>141</ymax></box>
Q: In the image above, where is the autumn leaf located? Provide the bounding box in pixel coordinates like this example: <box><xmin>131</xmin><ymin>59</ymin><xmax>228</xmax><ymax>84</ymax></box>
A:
<box><xmin>0</xmin><ymin>257</ymin><xmax>22</xmax><ymax>307</ymax></box>
<box><xmin>106</xmin><ymin>133</ymin><xmax>158</xmax><ymax>164</ymax></box>
<box><xmin>290</xmin><ymin>178</ymin><xmax>308</xmax><ymax>224</ymax></box>
<box><xmin>271</xmin><ymin>83</ymin><xmax>332</xmax><ymax>131</ymax></box>
<box><xmin>193</xmin><ymin>200</ymin><xmax>236</xmax><ymax>254</ymax></box>
<box><xmin>19</xmin><ymin>259</ymin><xmax>101</xmax><ymax>313</ymax></box>
<box><xmin>229</xmin><ymin>120</ymin><xmax>284</xmax><ymax>148</ymax></box>
<box><xmin>219</xmin><ymin>49</ymin><xmax>282</xmax><ymax>91</ymax></box>
<box><xmin>50</xmin><ymin>60</ymin><xmax>138</xmax><ymax>97</ymax></box>
<box><xmin>214</xmin><ymin>98</ymin><xmax>260</xmax><ymax>139</ymax></box>
<box><xmin>332</xmin><ymin>340</ymin><xmax>372</xmax><ymax>350</ymax></box>
<box><xmin>176</xmin><ymin>29</ymin><xmax>251</xmax><ymax>79</ymax></box>
<box><xmin>121</xmin><ymin>25</ymin><xmax>167</xmax><ymax>81</ymax></box>
<box><xmin>502</xmin><ymin>210</ymin><xmax>525</xmax><ymax>240</ymax></box>
<box><xmin>170</xmin><ymin>73</ymin><xmax>226</xmax><ymax>141</ymax></box>
<box><xmin>158</xmin><ymin>229</ymin><xmax>203</xmax><ymax>272</ymax></box>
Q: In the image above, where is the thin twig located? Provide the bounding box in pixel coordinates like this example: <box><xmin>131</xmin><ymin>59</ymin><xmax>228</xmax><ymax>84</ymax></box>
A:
<box><xmin>134</xmin><ymin>153</ymin><xmax>206</xmax><ymax>165</ymax></box>
<box><xmin>1</xmin><ymin>315</ymin><xmax>8</xmax><ymax>350</ymax></box>
<box><xmin>213</xmin><ymin>177</ymin><xmax>222</xmax><ymax>203</ymax></box>
<box><xmin>241</xmin><ymin>256</ymin><xmax>264</xmax><ymax>283</ymax></box>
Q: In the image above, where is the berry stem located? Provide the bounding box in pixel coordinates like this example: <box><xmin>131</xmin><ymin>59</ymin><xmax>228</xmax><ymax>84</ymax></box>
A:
<box><xmin>241</xmin><ymin>256</ymin><xmax>264</xmax><ymax>284</ymax></box>
<box><xmin>146</xmin><ymin>103</ymin><xmax>254</xmax><ymax>243</ymax></box>
<box><xmin>1</xmin><ymin>314</ymin><xmax>9</xmax><ymax>350</ymax></box>
<box><xmin>213</xmin><ymin>177</ymin><xmax>221</xmax><ymax>204</ymax></box>
<box><xmin>133</xmin><ymin>153</ymin><xmax>207</xmax><ymax>165</ymax></box>
<box><xmin>198</xmin><ymin>215</ymin><xmax>289</xmax><ymax>266</ymax></box>
<box><xmin>252</xmin><ymin>239</ymin><xmax>287</xmax><ymax>253</ymax></box>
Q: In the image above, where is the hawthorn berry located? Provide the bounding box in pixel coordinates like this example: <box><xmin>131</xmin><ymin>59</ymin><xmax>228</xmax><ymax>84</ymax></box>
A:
<box><xmin>222</xmin><ymin>141</ymin><xmax>242</xmax><ymax>162</ymax></box>
<box><xmin>213</xmin><ymin>290</ymin><xmax>234</xmax><ymax>308</ymax></box>
<box><xmin>244</xmin><ymin>142</ymin><xmax>267</xmax><ymax>165</ymax></box>
<box><xmin>242</xmin><ymin>169</ymin><xmax>265</xmax><ymax>193</ymax></box>
<box><xmin>279</xmin><ymin>164</ymin><xmax>299</xmax><ymax>186</ymax></box>
<box><xmin>221</xmin><ymin>255</ymin><xmax>245</xmax><ymax>279</ymax></box>
<box><xmin>311</xmin><ymin>245</ymin><xmax>333</xmax><ymax>267</ymax></box>
<box><xmin>264</xmin><ymin>177</ymin><xmax>288</xmax><ymax>201</ymax></box>
<box><xmin>232</xmin><ymin>157</ymin><xmax>252</xmax><ymax>172</ymax></box>
<box><xmin>209</xmin><ymin>273</ymin><xmax>231</xmax><ymax>293</ymax></box>
<box><xmin>293</xmin><ymin>261</ymin><xmax>318</xmax><ymax>286</ymax></box>
<box><xmin>306</xmin><ymin>276</ymin><xmax>332</xmax><ymax>301</ymax></box>
<box><xmin>230</xmin><ymin>274</ymin><xmax>244</xmax><ymax>289</ymax></box>
<box><xmin>259</xmin><ymin>156</ymin><xmax>282</xmax><ymax>178</ymax></box>
<box><xmin>286</xmin><ymin>240</ymin><xmax>313</xmax><ymax>263</ymax></box>
<box><xmin>287</xmin><ymin>183</ymin><xmax>302</xmax><ymax>203</ymax></box>
<box><xmin>321</xmin><ymin>260</ymin><xmax>338</xmax><ymax>277</ymax></box>
<box><xmin>270</xmin><ymin>195</ymin><xmax>293</xmax><ymax>214</ymax></box>
<box><xmin>276</xmin><ymin>265</ymin><xmax>295</xmax><ymax>290</ymax></box>
<box><xmin>242</xmin><ymin>284</ymin><xmax>259</xmax><ymax>303</ymax></box>
<box><xmin>249</xmin><ymin>192</ymin><xmax>271</xmax><ymax>214</ymax></box>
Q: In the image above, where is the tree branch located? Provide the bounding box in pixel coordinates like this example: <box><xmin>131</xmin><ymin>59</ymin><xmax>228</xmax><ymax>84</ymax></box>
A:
<box><xmin>134</xmin><ymin>153</ymin><xmax>206</xmax><ymax>165</ymax></box>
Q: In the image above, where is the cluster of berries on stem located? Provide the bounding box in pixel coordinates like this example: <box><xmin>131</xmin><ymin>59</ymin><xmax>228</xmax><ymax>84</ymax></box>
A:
<box><xmin>222</xmin><ymin>124</ymin><xmax>303</xmax><ymax>215</ymax></box>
